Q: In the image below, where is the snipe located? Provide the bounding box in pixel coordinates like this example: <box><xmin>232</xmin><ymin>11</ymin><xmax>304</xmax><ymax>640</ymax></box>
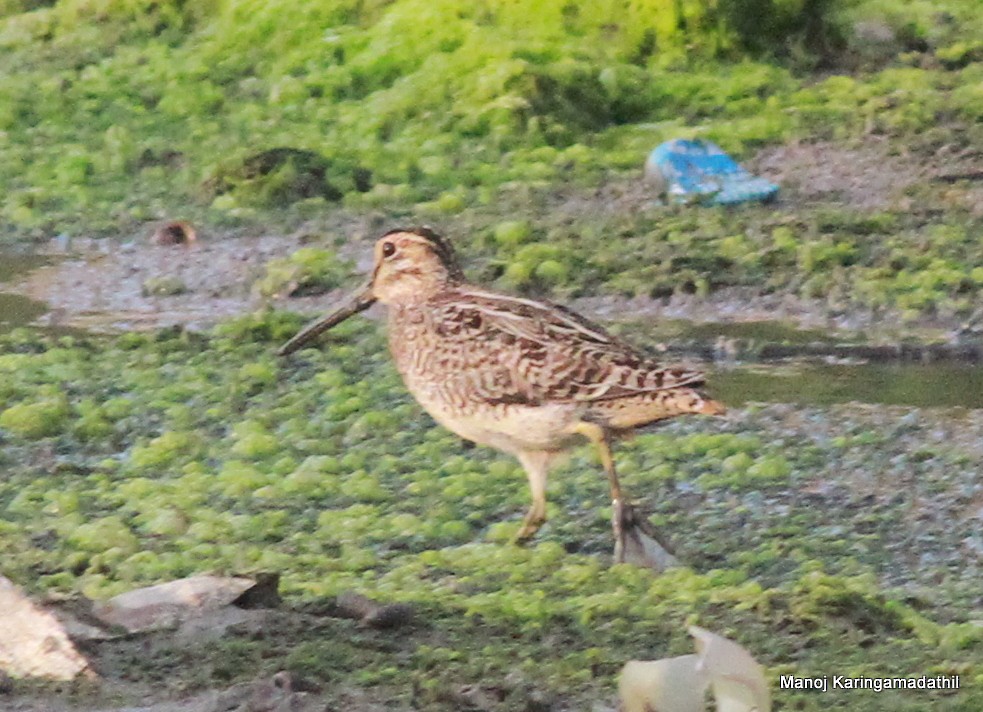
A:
<box><xmin>279</xmin><ymin>227</ymin><xmax>725</xmax><ymax>571</ymax></box>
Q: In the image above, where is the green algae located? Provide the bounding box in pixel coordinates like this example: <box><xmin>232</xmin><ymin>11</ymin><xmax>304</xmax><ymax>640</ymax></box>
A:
<box><xmin>428</xmin><ymin>190</ymin><xmax>983</xmax><ymax>320</ymax></box>
<box><xmin>1</xmin><ymin>2</ymin><xmax>983</xmax><ymax>702</ymax></box>
<box><xmin>0</xmin><ymin>319</ymin><xmax>980</xmax><ymax>708</ymax></box>
<box><xmin>0</xmin><ymin>390</ymin><xmax>69</xmax><ymax>438</ymax></box>
<box><xmin>140</xmin><ymin>275</ymin><xmax>187</xmax><ymax>297</ymax></box>
<box><xmin>255</xmin><ymin>247</ymin><xmax>354</xmax><ymax>299</ymax></box>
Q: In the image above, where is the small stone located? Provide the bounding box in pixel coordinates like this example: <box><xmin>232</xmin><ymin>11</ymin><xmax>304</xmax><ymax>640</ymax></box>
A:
<box><xmin>363</xmin><ymin>603</ymin><xmax>414</xmax><ymax>629</ymax></box>
<box><xmin>334</xmin><ymin>591</ymin><xmax>414</xmax><ymax>629</ymax></box>
<box><xmin>334</xmin><ymin>591</ymin><xmax>377</xmax><ymax>620</ymax></box>
<box><xmin>153</xmin><ymin>220</ymin><xmax>197</xmax><ymax>246</ymax></box>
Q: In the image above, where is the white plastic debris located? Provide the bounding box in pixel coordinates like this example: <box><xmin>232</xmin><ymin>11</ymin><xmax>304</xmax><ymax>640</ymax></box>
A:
<box><xmin>618</xmin><ymin>625</ymin><xmax>770</xmax><ymax>712</ymax></box>
<box><xmin>0</xmin><ymin>575</ymin><xmax>91</xmax><ymax>680</ymax></box>
<box><xmin>619</xmin><ymin>655</ymin><xmax>706</xmax><ymax>712</ymax></box>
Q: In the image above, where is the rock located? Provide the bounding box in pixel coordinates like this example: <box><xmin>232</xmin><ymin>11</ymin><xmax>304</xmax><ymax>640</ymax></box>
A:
<box><xmin>362</xmin><ymin>603</ymin><xmax>415</xmax><ymax>629</ymax></box>
<box><xmin>334</xmin><ymin>591</ymin><xmax>377</xmax><ymax>620</ymax></box>
<box><xmin>92</xmin><ymin>574</ymin><xmax>281</xmax><ymax>634</ymax></box>
<box><xmin>153</xmin><ymin>221</ymin><xmax>197</xmax><ymax>246</ymax></box>
<box><xmin>334</xmin><ymin>591</ymin><xmax>414</xmax><ymax>629</ymax></box>
<box><xmin>212</xmin><ymin>671</ymin><xmax>323</xmax><ymax>712</ymax></box>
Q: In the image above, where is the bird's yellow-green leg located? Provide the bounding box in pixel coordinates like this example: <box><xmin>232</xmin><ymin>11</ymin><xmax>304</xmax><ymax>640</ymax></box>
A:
<box><xmin>572</xmin><ymin>421</ymin><xmax>623</xmax><ymax>502</ymax></box>
<box><xmin>513</xmin><ymin>450</ymin><xmax>550</xmax><ymax>542</ymax></box>
<box><xmin>573</xmin><ymin>421</ymin><xmax>679</xmax><ymax>572</ymax></box>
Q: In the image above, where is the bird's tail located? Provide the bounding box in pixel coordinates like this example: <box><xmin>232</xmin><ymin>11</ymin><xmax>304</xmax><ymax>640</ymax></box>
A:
<box><xmin>656</xmin><ymin>388</ymin><xmax>727</xmax><ymax>417</ymax></box>
<box><xmin>588</xmin><ymin>388</ymin><xmax>726</xmax><ymax>430</ymax></box>
<box><xmin>694</xmin><ymin>394</ymin><xmax>726</xmax><ymax>416</ymax></box>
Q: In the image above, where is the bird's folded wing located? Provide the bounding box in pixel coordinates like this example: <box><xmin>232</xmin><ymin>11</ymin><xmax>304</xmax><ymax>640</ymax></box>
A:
<box><xmin>434</xmin><ymin>290</ymin><xmax>706</xmax><ymax>406</ymax></box>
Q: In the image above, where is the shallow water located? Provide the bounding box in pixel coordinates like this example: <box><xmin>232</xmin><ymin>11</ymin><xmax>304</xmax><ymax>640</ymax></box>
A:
<box><xmin>0</xmin><ymin>253</ymin><xmax>48</xmax><ymax>283</ymax></box>
<box><xmin>712</xmin><ymin>360</ymin><xmax>983</xmax><ymax>409</ymax></box>
<box><xmin>0</xmin><ymin>253</ymin><xmax>50</xmax><ymax>330</ymax></box>
<box><xmin>0</xmin><ymin>292</ymin><xmax>48</xmax><ymax>330</ymax></box>
<box><xmin>625</xmin><ymin>318</ymin><xmax>983</xmax><ymax>409</ymax></box>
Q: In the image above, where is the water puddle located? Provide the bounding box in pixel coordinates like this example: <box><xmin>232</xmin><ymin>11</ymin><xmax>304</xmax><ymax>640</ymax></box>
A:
<box><xmin>712</xmin><ymin>361</ymin><xmax>983</xmax><ymax>409</ymax></box>
<box><xmin>0</xmin><ymin>253</ymin><xmax>48</xmax><ymax>283</ymax></box>
<box><xmin>640</xmin><ymin>320</ymin><xmax>983</xmax><ymax>409</ymax></box>
<box><xmin>0</xmin><ymin>253</ymin><xmax>51</xmax><ymax>332</ymax></box>
<box><xmin>0</xmin><ymin>292</ymin><xmax>48</xmax><ymax>331</ymax></box>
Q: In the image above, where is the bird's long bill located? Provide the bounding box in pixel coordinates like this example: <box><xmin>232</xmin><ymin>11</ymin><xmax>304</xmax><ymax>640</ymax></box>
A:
<box><xmin>278</xmin><ymin>282</ymin><xmax>375</xmax><ymax>356</ymax></box>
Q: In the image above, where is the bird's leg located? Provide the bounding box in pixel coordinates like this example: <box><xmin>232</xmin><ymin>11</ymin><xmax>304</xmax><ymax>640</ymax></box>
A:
<box><xmin>513</xmin><ymin>450</ymin><xmax>550</xmax><ymax>543</ymax></box>
<box><xmin>573</xmin><ymin>422</ymin><xmax>678</xmax><ymax>572</ymax></box>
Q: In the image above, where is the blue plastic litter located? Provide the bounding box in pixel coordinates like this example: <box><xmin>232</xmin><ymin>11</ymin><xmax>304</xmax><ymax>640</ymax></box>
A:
<box><xmin>645</xmin><ymin>139</ymin><xmax>779</xmax><ymax>205</ymax></box>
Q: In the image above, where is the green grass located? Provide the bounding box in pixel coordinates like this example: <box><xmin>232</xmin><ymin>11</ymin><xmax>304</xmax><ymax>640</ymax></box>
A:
<box><xmin>1</xmin><ymin>0</ymin><xmax>982</xmax><ymax>240</ymax></box>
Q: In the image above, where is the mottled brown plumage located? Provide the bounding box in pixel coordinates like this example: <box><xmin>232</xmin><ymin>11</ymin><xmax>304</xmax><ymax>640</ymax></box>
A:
<box><xmin>280</xmin><ymin>227</ymin><xmax>725</xmax><ymax>571</ymax></box>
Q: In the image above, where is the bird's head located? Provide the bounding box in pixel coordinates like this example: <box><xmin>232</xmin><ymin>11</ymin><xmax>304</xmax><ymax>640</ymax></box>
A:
<box><xmin>369</xmin><ymin>226</ymin><xmax>464</xmax><ymax>305</ymax></box>
<box><xmin>278</xmin><ymin>227</ymin><xmax>463</xmax><ymax>355</ymax></box>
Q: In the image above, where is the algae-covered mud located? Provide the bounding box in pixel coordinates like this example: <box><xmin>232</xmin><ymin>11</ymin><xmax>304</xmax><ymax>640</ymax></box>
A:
<box><xmin>1</xmin><ymin>322</ymin><xmax>981</xmax><ymax>710</ymax></box>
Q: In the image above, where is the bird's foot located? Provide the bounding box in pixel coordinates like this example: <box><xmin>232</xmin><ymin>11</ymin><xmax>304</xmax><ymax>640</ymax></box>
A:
<box><xmin>612</xmin><ymin>499</ymin><xmax>679</xmax><ymax>573</ymax></box>
<box><xmin>512</xmin><ymin>510</ymin><xmax>546</xmax><ymax>544</ymax></box>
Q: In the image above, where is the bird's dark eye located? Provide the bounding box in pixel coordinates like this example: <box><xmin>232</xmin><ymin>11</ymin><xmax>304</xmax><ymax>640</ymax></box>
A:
<box><xmin>381</xmin><ymin>241</ymin><xmax>396</xmax><ymax>258</ymax></box>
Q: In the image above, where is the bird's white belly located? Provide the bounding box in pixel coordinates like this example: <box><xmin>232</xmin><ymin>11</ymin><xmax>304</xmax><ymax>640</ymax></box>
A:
<box><xmin>412</xmin><ymin>389</ymin><xmax>583</xmax><ymax>455</ymax></box>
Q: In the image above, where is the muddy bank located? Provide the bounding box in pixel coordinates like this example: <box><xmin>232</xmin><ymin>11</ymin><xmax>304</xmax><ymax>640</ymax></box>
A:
<box><xmin>3</xmin><ymin>131</ymin><xmax>982</xmax><ymax>344</ymax></box>
<box><xmin>4</xmin><ymin>226</ymin><xmax>983</xmax><ymax>415</ymax></box>
<box><xmin>2</xmin><ymin>230</ymin><xmax>975</xmax><ymax>344</ymax></box>
<box><xmin>6</xmin><ymin>234</ymin><xmax>328</xmax><ymax>333</ymax></box>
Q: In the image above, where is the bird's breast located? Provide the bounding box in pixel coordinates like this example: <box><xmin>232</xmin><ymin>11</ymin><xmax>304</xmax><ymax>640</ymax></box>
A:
<box><xmin>384</xmin><ymin>305</ymin><xmax>582</xmax><ymax>454</ymax></box>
